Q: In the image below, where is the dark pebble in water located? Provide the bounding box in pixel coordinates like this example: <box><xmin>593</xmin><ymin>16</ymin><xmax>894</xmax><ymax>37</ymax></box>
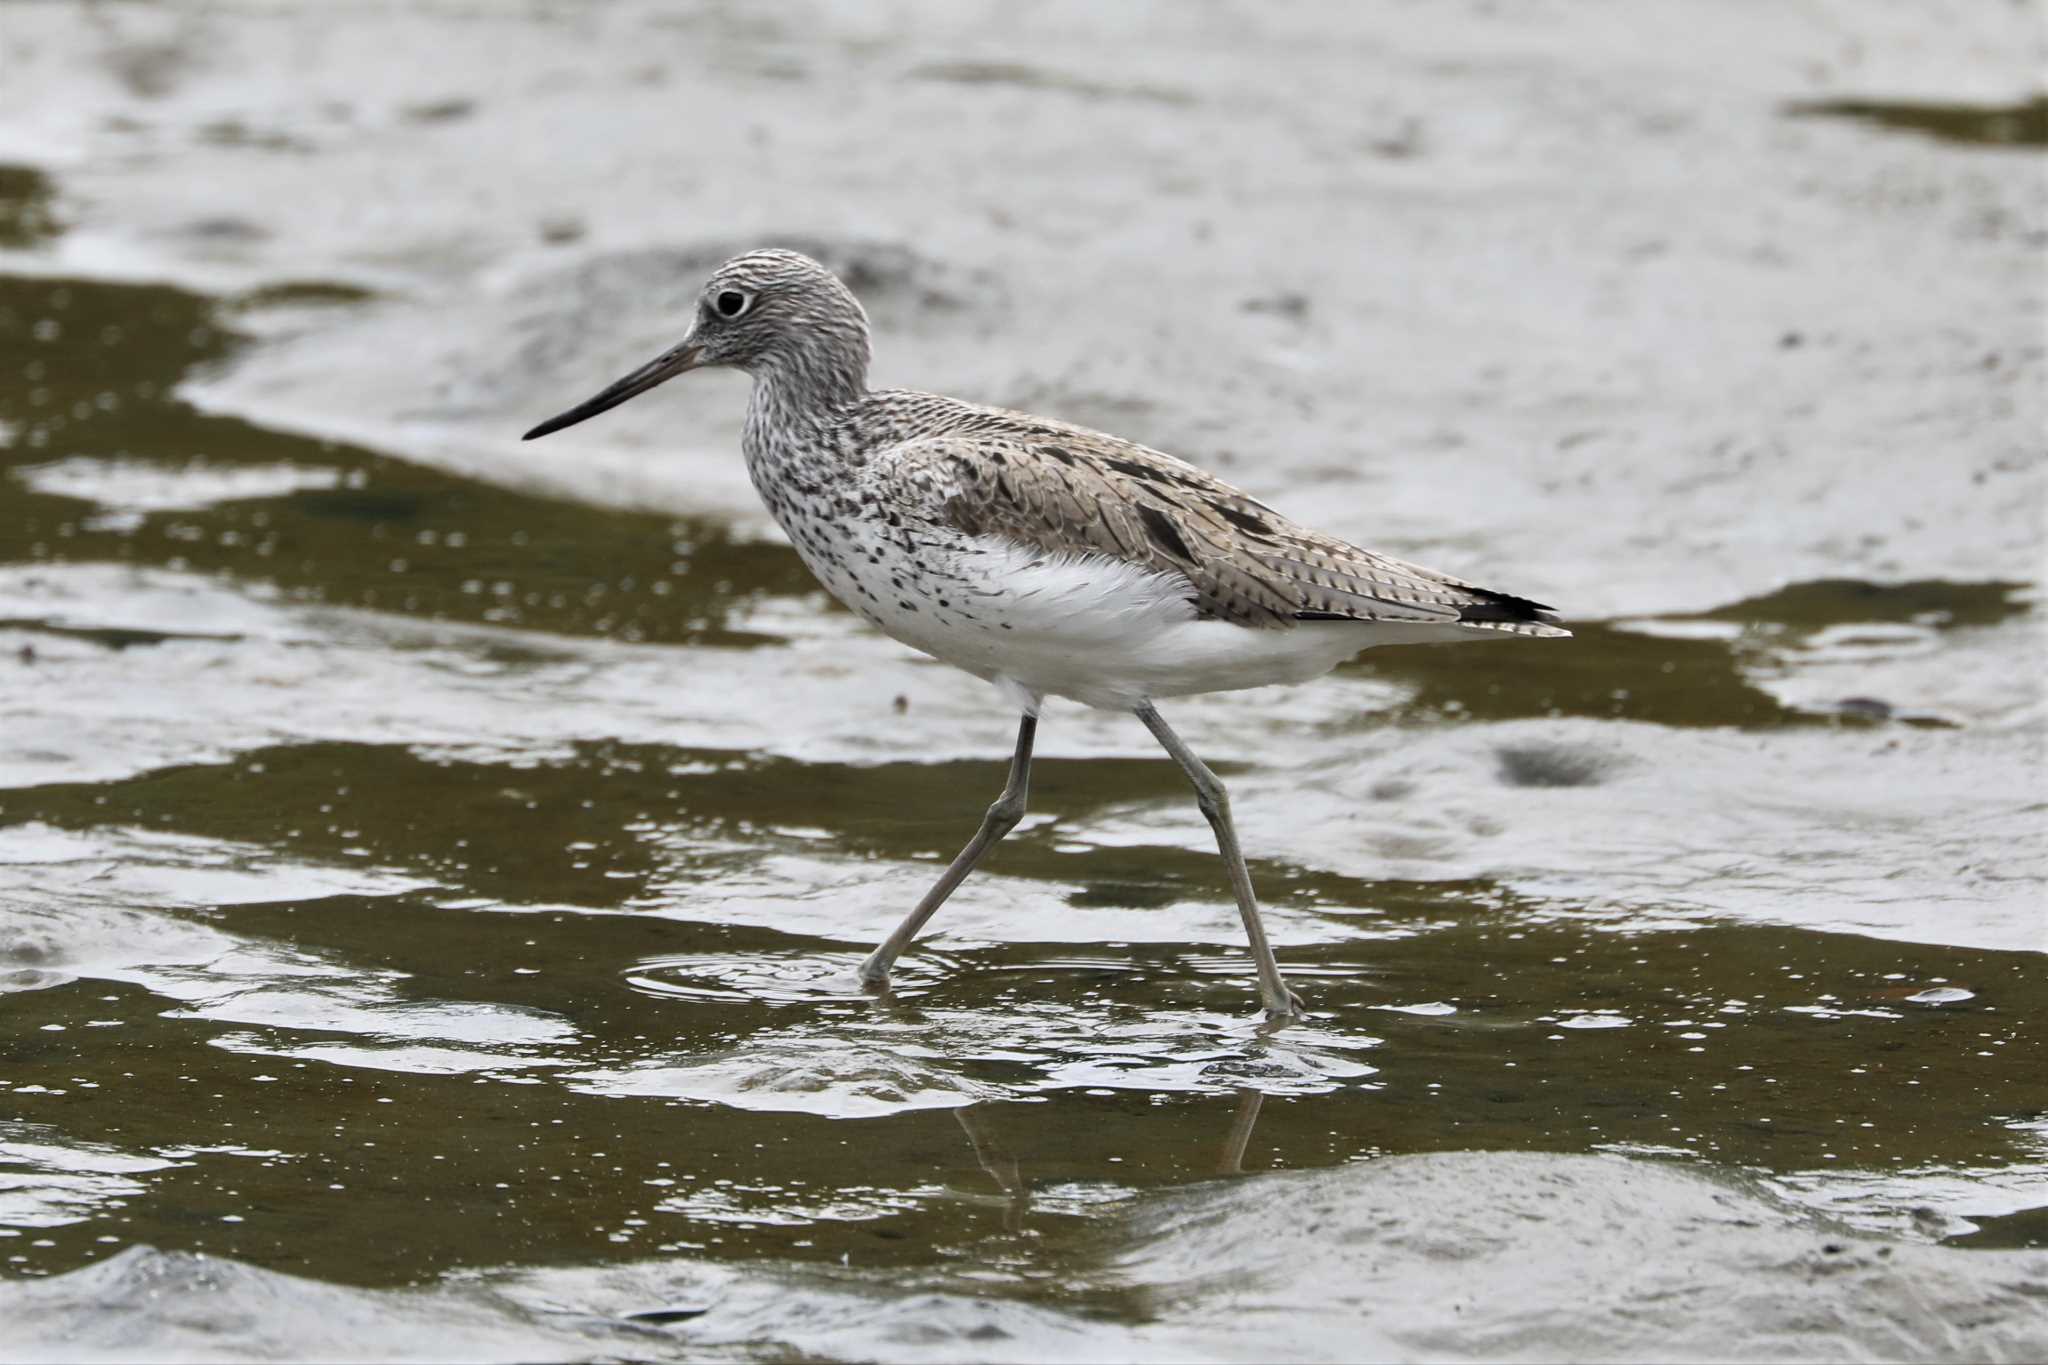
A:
<box><xmin>233</xmin><ymin>280</ymin><xmax>377</xmax><ymax>309</ymax></box>
<box><xmin>1241</xmin><ymin>292</ymin><xmax>1311</xmax><ymax>319</ymax></box>
<box><xmin>179</xmin><ymin>216</ymin><xmax>269</xmax><ymax>242</ymax></box>
<box><xmin>1834</xmin><ymin>696</ymin><xmax>1893</xmax><ymax>720</ymax></box>
<box><xmin>1494</xmin><ymin>742</ymin><xmax>1614</xmax><ymax>789</ymax></box>
<box><xmin>624</xmin><ymin>1307</ymin><xmax>710</xmax><ymax>1325</ymax></box>
<box><xmin>403</xmin><ymin>98</ymin><xmax>476</xmax><ymax>124</ymax></box>
<box><xmin>538</xmin><ymin>217</ymin><xmax>585</xmax><ymax>246</ymax></box>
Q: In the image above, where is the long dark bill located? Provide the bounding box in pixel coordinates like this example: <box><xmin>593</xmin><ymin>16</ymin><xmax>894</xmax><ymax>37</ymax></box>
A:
<box><xmin>522</xmin><ymin>342</ymin><xmax>703</xmax><ymax>440</ymax></box>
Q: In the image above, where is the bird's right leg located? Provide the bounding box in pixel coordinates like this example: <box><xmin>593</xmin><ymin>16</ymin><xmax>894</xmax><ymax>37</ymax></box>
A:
<box><xmin>857</xmin><ymin>713</ymin><xmax>1036</xmax><ymax>987</ymax></box>
<box><xmin>1134</xmin><ymin>702</ymin><xmax>1306</xmax><ymax>1021</ymax></box>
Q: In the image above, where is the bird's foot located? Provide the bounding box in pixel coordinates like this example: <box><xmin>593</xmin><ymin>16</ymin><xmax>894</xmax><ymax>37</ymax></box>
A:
<box><xmin>855</xmin><ymin>951</ymin><xmax>893</xmax><ymax>991</ymax></box>
<box><xmin>1259</xmin><ymin>987</ymin><xmax>1309</xmax><ymax>1026</ymax></box>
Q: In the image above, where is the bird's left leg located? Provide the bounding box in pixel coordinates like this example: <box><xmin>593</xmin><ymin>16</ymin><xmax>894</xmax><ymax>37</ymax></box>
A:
<box><xmin>857</xmin><ymin>712</ymin><xmax>1036</xmax><ymax>987</ymax></box>
<box><xmin>1217</xmin><ymin>1087</ymin><xmax>1265</xmax><ymax>1174</ymax></box>
<box><xmin>955</xmin><ymin>1106</ymin><xmax>1028</xmax><ymax>1230</ymax></box>
<box><xmin>1134</xmin><ymin>702</ymin><xmax>1306</xmax><ymax>1021</ymax></box>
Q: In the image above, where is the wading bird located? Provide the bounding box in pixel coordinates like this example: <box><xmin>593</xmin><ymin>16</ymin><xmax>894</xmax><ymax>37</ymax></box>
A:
<box><xmin>525</xmin><ymin>250</ymin><xmax>1566</xmax><ymax>1020</ymax></box>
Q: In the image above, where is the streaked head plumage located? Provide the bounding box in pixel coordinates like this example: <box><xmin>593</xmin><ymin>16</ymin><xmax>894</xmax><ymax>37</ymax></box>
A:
<box><xmin>522</xmin><ymin>247</ymin><xmax>871</xmax><ymax>440</ymax></box>
<box><xmin>688</xmin><ymin>249</ymin><xmax>870</xmax><ymax>373</ymax></box>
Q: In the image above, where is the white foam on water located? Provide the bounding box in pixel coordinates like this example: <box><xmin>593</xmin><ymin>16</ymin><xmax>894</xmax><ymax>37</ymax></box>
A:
<box><xmin>0</xmin><ymin>1125</ymin><xmax>178</xmax><ymax>1231</ymax></box>
<box><xmin>2</xmin><ymin>1153</ymin><xmax>2044</xmax><ymax>1363</ymax></box>
<box><xmin>0</xmin><ymin>824</ymin><xmax>578</xmax><ymax>1071</ymax></box>
<box><xmin>12</xmin><ymin>457</ymin><xmax>342</xmax><ymax>524</ymax></box>
<box><xmin>564</xmin><ymin>1039</ymin><xmax>1008</xmax><ymax>1119</ymax></box>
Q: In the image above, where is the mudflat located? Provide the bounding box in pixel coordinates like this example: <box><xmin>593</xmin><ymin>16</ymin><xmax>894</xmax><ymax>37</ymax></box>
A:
<box><xmin>0</xmin><ymin>3</ymin><xmax>2041</xmax><ymax>1360</ymax></box>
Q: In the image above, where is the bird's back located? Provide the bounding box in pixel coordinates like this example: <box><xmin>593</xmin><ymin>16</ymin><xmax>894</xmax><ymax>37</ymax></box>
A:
<box><xmin>844</xmin><ymin>390</ymin><xmax>1567</xmax><ymax>641</ymax></box>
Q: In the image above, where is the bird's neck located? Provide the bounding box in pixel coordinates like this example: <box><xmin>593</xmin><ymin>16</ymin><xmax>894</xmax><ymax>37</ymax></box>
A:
<box><xmin>742</xmin><ymin>341</ymin><xmax>869</xmax><ymax>463</ymax></box>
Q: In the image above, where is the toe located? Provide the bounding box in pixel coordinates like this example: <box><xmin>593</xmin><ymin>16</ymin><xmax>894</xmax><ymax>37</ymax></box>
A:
<box><xmin>1263</xmin><ymin>991</ymin><xmax>1309</xmax><ymax>1023</ymax></box>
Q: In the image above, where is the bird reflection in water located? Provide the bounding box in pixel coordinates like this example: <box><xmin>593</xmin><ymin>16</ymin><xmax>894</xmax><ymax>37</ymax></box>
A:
<box><xmin>952</xmin><ymin>1089</ymin><xmax>1268</xmax><ymax>1232</ymax></box>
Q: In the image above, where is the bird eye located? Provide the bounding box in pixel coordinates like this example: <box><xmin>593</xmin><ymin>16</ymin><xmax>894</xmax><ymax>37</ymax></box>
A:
<box><xmin>715</xmin><ymin>290</ymin><xmax>749</xmax><ymax>318</ymax></box>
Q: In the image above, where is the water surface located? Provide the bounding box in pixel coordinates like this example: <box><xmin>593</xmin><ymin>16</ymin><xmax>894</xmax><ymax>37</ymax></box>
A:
<box><xmin>0</xmin><ymin>3</ymin><xmax>2043</xmax><ymax>1360</ymax></box>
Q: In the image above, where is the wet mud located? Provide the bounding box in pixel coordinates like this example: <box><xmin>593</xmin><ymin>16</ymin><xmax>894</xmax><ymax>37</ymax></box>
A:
<box><xmin>0</xmin><ymin>2</ymin><xmax>2043</xmax><ymax>1360</ymax></box>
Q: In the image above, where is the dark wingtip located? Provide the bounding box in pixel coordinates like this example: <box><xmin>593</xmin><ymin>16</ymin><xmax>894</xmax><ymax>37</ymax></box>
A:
<box><xmin>1456</xmin><ymin>588</ymin><xmax>1562</xmax><ymax>627</ymax></box>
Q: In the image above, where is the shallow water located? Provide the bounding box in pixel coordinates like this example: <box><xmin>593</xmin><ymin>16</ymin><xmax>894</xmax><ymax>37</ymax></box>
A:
<box><xmin>1</xmin><ymin>3</ymin><xmax>2045</xmax><ymax>1361</ymax></box>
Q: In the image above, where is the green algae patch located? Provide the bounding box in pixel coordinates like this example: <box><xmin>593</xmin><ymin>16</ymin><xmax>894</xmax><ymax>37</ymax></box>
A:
<box><xmin>0</xmin><ymin>164</ymin><xmax>62</xmax><ymax>248</ymax></box>
<box><xmin>1787</xmin><ymin>94</ymin><xmax>2048</xmax><ymax>148</ymax></box>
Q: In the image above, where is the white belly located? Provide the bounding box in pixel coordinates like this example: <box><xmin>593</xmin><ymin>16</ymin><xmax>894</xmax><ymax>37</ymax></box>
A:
<box><xmin>799</xmin><ymin>530</ymin><xmax>1463</xmax><ymax>712</ymax></box>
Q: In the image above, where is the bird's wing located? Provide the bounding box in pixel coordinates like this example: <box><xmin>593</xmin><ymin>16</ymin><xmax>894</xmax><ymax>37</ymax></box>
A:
<box><xmin>865</xmin><ymin>431</ymin><xmax>1565</xmax><ymax>634</ymax></box>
